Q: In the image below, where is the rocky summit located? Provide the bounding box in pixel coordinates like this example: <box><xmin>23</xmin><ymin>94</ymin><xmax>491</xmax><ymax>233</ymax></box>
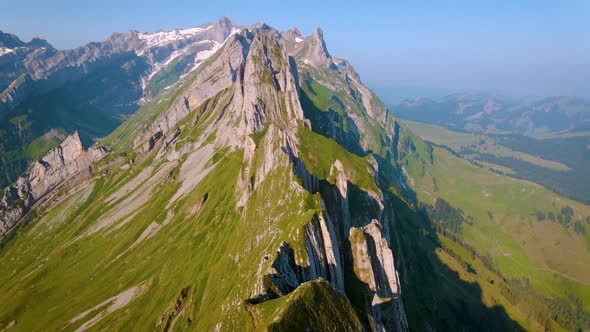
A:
<box><xmin>0</xmin><ymin>21</ymin><xmax>410</xmax><ymax>331</ymax></box>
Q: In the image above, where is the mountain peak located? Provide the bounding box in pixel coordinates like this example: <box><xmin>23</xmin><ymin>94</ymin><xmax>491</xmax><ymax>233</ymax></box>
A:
<box><xmin>26</xmin><ymin>37</ymin><xmax>53</xmax><ymax>49</ymax></box>
<box><xmin>292</xmin><ymin>26</ymin><xmax>331</xmax><ymax>68</ymax></box>
<box><xmin>0</xmin><ymin>31</ymin><xmax>25</xmax><ymax>49</ymax></box>
<box><xmin>216</xmin><ymin>16</ymin><xmax>235</xmax><ymax>27</ymax></box>
<box><xmin>311</xmin><ymin>27</ymin><xmax>328</xmax><ymax>53</ymax></box>
<box><xmin>313</xmin><ymin>27</ymin><xmax>324</xmax><ymax>38</ymax></box>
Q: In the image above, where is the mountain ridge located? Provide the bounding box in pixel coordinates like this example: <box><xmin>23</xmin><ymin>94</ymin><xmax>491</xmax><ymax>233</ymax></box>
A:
<box><xmin>0</xmin><ymin>17</ymin><xmax>238</xmax><ymax>191</ymax></box>
<box><xmin>0</xmin><ymin>20</ymin><xmax>410</xmax><ymax>331</ymax></box>
<box><xmin>395</xmin><ymin>93</ymin><xmax>590</xmax><ymax>137</ymax></box>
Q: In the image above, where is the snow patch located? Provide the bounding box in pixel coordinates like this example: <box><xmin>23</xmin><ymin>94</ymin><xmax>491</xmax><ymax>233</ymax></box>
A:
<box><xmin>0</xmin><ymin>47</ymin><xmax>14</xmax><ymax>56</ymax></box>
<box><xmin>295</xmin><ymin>37</ymin><xmax>303</xmax><ymax>43</ymax></box>
<box><xmin>137</xmin><ymin>25</ymin><xmax>213</xmax><ymax>49</ymax></box>
<box><xmin>183</xmin><ymin>28</ymin><xmax>241</xmax><ymax>77</ymax></box>
<box><xmin>143</xmin><ymin>27</ymin><xmax>242</xmax><ymax>88</ymax></box>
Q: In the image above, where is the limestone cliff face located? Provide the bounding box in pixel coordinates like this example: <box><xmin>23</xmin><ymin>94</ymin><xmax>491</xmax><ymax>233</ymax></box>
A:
<box><xmin>0</xmin><ymin>132</ymin><xmax>108</xmax><ymax>234</ymax></box>
<box><xmin>284</xmin><ymin>26</ymin><xmax>396</xmax><ymax>156</ymax></box>
<box><xmin>134</xmin><ymin>24</ymin><xmax>407</xmax><ymax>330</ymax></box>
<box><xmin>215</xmin><ymin>26</ymin><xmax>406</xmax><ymax>329</ymax></box>
<box><xmin>351</xmin><ymin>220</ymin><xmax>408</xmax><ymax>332</ymax></box>
<box><xmin>261</xmin><ymin>156</ymin><xmax>407</xmax><ymax>331</ymax></box>
<box><xmin>133</xmin><ymin>24</ymin><xmax>303</xmax><ymax>152</ymax></box>
<box><xmin>268</xmin><ymin>211</ymin><xmax>344</xmax><ymax>296</ymax></box>
<box><xmin>131</xmin><ymin>25</ymin><xmax>305</xmax><ymax>208</ymax></box>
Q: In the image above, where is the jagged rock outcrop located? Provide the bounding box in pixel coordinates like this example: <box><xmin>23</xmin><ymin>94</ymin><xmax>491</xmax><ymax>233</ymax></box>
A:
<box><xmin>133</xmin><ymin>24</ymin><xmax>303</xmax><ymax>150</ymax></box>
<box><xmin>304</xmin><ymin>211</ymin><xmax>345</xmax><ymax>290</ymax></box>
<box><xmin>296</xmin><ymin>28</ymin><xmax>332</xmax><ymax>68</ymax></box>
<box><xmin>0</xmin><ymin>132</ymin><xmax>109</xmax><ymax>234</ymax></box>
<box><xmin>283</xmin><ymin>25</ymin><xmax>396</xmax><ymax>156</ymax></box>
<box><xmin>0</xmin><ymin>74</ymin><xmax>32</xmax><ymax>112</ymax></box>
<box><xmin>131</xmin><ymin>25</ymin><xmax>307</xmax><ymax>208</ymax></box>
<box><xmin>218</xmin><ymin>26</ymin><xmax>408</xmax><ymax>331</ymax></box>
<box><xmin>136</xmin><ymin>25</ymin><xmax>407</xmax><ymax>330</ymax></box>
<box><xmin>267</xmin><ymin>211</ymin><xmax>344</xmax><ymax>296</ymax></box>
<box><xmin>350</xmin><ymin>220</ymin><xmax>408</xmax><ymax>332</ymax></box>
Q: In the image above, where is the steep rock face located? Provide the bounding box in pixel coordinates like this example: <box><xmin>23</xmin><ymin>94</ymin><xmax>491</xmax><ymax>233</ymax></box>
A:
<box><xmin>351</xmin><ymin>220</ymin><xmax>408</xmax><ymax>332</ymax></box>
<box><xmin>128</xmin><ymin>24</ymin><xmax>408</xmax><ymax>330</ymax></box>
<box><xmin>284</xmin><ymin>27</ymin><xmax>396</xmax><ymax>158</ymax></box>
<box><xmin>295</xmin><ymin>28</ymin><xmax>332</xmax><ymax>68</ymax></box>
<box><xmin>132</xmin><ymin>25</ymin><xmax>303</xmax><ymax>151</ymax></box>
<box><xmin>0</xmin><ymin>132</ymin><xmax>108</xmax><ymax>234</ymax></box>
<box><xmin>128</xmin><ymin>26</ymin><xmax>305</xmax><ymax>209</ymax></box>
<box><xmin>318</xmin><ymin>163</ymin><xmax>405</xmax><ymax>331</ymax></box>
<box><xmin>221</xmin><ymin>26</ymin><xmax>407</xmax><ymax>331</ymax></box>
<box><xmin>267</xmin><ymin>211</ymin><xmax>344</xmax><ymax>296</ymax></box>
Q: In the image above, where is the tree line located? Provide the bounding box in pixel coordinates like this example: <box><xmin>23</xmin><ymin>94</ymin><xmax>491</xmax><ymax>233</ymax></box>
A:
<box><xmin>535</xmin><ymin>205</ymin><xmax>589</xmax><ymax>235</ymax></box>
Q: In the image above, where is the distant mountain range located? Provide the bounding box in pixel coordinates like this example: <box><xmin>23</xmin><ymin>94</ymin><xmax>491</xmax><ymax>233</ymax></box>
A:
<box><xmin>0</xmin><ymin>17</ymin><xmax>236</xmax><ymax>188</ymax></box>
<box><xmin>394</xmin><ymin>93</ymin><xmax>590</xmax><ymax>137</ymax></box>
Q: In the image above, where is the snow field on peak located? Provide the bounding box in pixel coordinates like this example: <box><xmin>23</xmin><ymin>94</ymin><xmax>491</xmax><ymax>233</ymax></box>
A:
<box><xmin>137</xmin><ymin>25</ymin><xmax>213</xmax><ymax>48</ymax></box>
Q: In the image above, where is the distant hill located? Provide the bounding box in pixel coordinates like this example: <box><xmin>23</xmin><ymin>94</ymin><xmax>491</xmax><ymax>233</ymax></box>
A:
<box><xmin>394</xmin><ymin>93</ymin><xmax>590</xmax><ymax>137</ymax></box>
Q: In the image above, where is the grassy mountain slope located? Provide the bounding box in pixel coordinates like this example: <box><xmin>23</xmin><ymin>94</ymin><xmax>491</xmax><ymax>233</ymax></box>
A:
<box><xmin>0</xmin><ymin>25</ymin><xmax>409</xmax><ymax>331</ymax></box>
<box><xmin>395</xmin><ymin>121</ymin><xmax>590</xmax><ymax>331</ymax></box>
<box><xmin>403</xmin><ymin>119</ymin><xmax>590</xmax><ymax>206</ymax></box>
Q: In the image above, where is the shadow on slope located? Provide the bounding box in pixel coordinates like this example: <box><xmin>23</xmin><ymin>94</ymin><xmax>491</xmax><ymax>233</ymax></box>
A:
<box><xmin>298</xmin><ymin>90</ymin><xmax>523</xmax><ymax>329</ymax></box>
<box><xmin>389</xmin><ymin>191</ymin><xmax>525</xmax><ymax>331</ymax></box>
<box><xmin>300</xmin><ymin>89</ymin><xmax>365</xmax><ymax>157</ymax></box>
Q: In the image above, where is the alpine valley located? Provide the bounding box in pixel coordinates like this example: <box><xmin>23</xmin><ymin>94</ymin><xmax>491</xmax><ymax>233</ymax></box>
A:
<box><xmin>0</xmin><ymin>17</ymin><xmax>589</xmax><ymax>332</ymax></box>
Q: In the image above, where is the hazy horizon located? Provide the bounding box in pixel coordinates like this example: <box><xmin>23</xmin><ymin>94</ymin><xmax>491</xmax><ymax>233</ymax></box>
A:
<box><xmin>2</xmin><ymin>0</ymin><xmax>588</xmax><ymax>101</ymax></box>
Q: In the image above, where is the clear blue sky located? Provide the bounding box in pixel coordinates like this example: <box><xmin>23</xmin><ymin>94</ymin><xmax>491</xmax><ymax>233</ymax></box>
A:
<box><xmin>1</xmin><ymin>0</ymin><xmax>589</xmax><ymax>101</ymax></box>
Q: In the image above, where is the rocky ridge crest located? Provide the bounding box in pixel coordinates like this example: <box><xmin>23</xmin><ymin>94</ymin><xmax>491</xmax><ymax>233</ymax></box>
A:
<box><xmin>0</xmin><ymin>132</ymin><xmax>108</xmax><ymax>234</ymax></box>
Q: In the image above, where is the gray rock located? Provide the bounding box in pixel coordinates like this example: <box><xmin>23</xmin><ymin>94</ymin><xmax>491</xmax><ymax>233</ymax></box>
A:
<box><xmin>0</xmin><ymin>74</ymin><xmax>32</xmax><ymax>112</ymax></box>
<box><xmin>0</xmin><ymin>132</ymin><xmax>109</xmax><ymax>234</ymax></box>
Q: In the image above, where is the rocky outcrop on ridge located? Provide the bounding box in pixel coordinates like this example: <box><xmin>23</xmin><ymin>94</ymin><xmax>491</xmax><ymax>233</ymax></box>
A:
<box><xmin>0</xmin><ymin>74</ymin><xmax>32</xmax><ymax>112</ymax></box>
<box><xmin>0</xmin><ymin>132</ymin><xmax>108</xmax><ymax>234</ymax></box>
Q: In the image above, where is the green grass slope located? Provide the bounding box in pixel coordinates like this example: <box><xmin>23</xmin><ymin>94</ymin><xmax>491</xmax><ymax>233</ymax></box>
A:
<box><xmin>251</xmin><ymin>279</ymin><xmax>363</xmax><ymax>331</ymax></box>
<box><xmin>402</xmin><ymin>119</ymin><xmax>590</xmax><ymax>205</ymax></box>
<box><xmin>395</xmin><ymin>121</ymin><xmax>590</xmax><ymax>331</ymax></box>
